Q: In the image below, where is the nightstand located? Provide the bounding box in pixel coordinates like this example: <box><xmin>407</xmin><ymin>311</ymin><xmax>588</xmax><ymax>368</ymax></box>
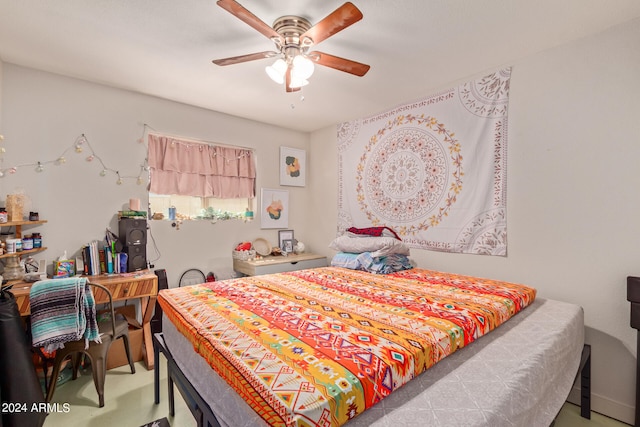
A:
<box><xmin>233</xmin><ymin>253</ymin><xmax>327</xmax><ymax>276</ymax></box>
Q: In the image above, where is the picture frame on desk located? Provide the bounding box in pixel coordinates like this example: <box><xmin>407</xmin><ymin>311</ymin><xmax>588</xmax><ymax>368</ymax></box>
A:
<box><xmin>278</xmin><ymin>229</ymin><xmax>294</xmax><ymax>249</ymax></box>
<box><xmin>282</xmin><ymin>239</ymin><xmax>294</xmax><ymax>254</ymax></box>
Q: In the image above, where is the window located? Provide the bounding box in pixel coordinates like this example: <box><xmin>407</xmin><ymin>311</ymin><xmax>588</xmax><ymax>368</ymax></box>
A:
<box><xmin>148</xmin><ymin>194</ymin><xmax>251</xmax><ymax>220</ymax></box>
<box><xmin>147</xmin><ymin>133</ymin><xmax>255</xmax><ymax>221</ymax></box>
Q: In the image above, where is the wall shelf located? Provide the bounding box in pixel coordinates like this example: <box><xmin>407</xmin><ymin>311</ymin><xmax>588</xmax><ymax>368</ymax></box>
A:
<box><xmin>0</xmin><ymin>219</ymin><xmax>47</xmax><ymax>258</ymax></box>
<box><xmin>0</xmin><ymin>246</ymin><xmax>48</xmax><ymax>260</ymax></box>
<box><xmin>1</xmin><ymin>220</ymin><xmax>47</xmax><ymax>228</ymax></box>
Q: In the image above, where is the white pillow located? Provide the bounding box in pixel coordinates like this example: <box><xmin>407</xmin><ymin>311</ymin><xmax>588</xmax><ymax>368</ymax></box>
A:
<box><xmin>329</xmin><ymin>235</ymin><xmax>410</xmax><ymax>257</ymax></box>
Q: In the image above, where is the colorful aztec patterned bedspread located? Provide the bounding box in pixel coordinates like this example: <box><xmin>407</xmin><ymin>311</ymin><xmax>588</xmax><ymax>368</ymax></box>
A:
<box><xmin>158</xmin><ymin>267</ymin><xmax>536</xmax><ymax>427</ymax></box>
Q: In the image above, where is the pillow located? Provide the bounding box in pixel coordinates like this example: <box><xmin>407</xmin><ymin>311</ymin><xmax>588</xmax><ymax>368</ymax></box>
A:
<box><xmin>329</xmin><ymin>235</ymin><xmax>410</xmax><ymax>257</ymax></box>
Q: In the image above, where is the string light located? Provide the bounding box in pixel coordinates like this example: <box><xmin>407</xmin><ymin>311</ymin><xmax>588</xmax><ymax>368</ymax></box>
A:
<box><xmin>0</xmin><ymin>131</ymin><xmax>150</xmax><ymax>186</ymax></box>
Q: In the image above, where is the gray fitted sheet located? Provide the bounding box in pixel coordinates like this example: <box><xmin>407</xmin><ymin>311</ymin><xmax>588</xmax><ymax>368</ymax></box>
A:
<box><xmin>162</xmin><ymin>297</ymin><xmax>584</xmax><ymax>427</ymax></box>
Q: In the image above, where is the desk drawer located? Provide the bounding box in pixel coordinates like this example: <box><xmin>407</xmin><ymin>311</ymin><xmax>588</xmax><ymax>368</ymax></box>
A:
<box><xmin>93</xmin><ymin>278</ymin><xmax>157</xmax><ymax>302</ymax></box>
<box><xmin>253</xmin><ymin>257</ymin><xmax>327</xmax><ymax>275</ymax></box>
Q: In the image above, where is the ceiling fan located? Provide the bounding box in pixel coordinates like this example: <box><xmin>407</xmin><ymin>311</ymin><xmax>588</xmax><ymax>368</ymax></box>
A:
<box><xmin>212</xmin><ymin>0</ymin><xmax>371</xmax><ymax>92</ymax></box>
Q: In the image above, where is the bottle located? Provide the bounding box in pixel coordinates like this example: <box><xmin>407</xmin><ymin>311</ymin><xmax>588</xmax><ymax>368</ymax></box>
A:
<box><xmin>32</xmin><ymin>232</ymin><xmax>42</xmax><ymax>248</ymax></box>
<box><xmin>22</xmin><ymin>235</ymin><xmax>33</xmax><ymax>250</ymax></box>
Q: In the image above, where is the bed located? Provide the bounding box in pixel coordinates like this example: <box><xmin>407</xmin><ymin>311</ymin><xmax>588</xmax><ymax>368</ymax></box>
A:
<box><xmin>156</xmin><ymin>266</ymin><xmax>588</xmax><ymax>427</ymax></box>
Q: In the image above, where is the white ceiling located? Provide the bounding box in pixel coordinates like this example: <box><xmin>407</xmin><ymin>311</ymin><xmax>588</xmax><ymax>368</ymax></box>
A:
<box><xmin>1</xmin><ymin>0</ymin><xmax>640</xmax><ymax>132</ymax></box>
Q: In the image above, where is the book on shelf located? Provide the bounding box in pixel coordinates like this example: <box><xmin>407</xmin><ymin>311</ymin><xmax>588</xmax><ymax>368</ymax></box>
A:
<box><xmin>82</xmin><ymin>241</ymin><xmax>131</xmax><ymax>275</ymax></box>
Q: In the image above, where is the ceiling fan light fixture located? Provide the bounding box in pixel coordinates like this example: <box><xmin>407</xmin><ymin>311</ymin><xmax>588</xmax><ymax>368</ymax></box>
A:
<box><xmin>214</xmin><ymin>2</ymin><xmax>369</xmax><ymax>92</ymax></box>
<box><xmin>292</xmin><ymin>55</ymin><xmax>314</xmax><ymax>80</ymax></box>
<box><xmin>265</xmin><ymin>58</ymin><xmax>287</xmax><ymax>84</ymax></box>
<box><xmin>289</xmin><ymin>76</ymin><xmax>309</xmax><ymax>89</ymax></box>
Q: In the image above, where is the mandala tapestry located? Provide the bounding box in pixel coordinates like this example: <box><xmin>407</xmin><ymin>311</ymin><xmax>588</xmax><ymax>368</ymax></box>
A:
<box><xmin>337</xmin><ymin>68</ymin><xmax>511</xmax><ymax>256</ymax></box>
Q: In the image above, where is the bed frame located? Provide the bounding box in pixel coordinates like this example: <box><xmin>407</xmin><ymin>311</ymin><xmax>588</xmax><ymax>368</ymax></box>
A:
<box><xmin>153</xmin><ymin>332</ymin><xmax>592</xmax><ymax>427</ymax></box>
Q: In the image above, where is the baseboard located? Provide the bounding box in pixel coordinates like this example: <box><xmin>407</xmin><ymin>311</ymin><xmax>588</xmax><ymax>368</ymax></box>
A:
<box><xmin>568</xmin><ymin>386</ymin><xmax>634</xmax><ymax>425</ymax></box>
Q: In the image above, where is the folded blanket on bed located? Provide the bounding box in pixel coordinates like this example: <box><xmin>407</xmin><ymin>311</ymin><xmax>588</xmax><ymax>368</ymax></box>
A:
<box><xmin>357</xmin><ymin>252</ymin><xmax>413</xmax><ymax>274</ymax></box>
<box><xmin>30</xmin><ymin>277</ymin><xmax>101</xmax><ymax>352</ymax></box>
<box><xmin>331</xmin><ymin>251</ymin><xmax>413</xmax><ymax>273</ymax></box>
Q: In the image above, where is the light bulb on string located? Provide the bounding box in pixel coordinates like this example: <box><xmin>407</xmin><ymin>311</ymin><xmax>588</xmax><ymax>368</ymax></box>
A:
<box><xmin>0</xmin><ymin>171</ymin><xmax>4</xmax><ymax>178</ymax></box>
<box><xmin>6</xmin><ymin>131</ymin><xmax>152</xmax><ymax>187</ymax></box>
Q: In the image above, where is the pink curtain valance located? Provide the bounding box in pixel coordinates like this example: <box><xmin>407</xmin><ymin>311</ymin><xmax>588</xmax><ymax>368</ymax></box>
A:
<box><xmin>148</xmin><ymin>134</ymin><xmax>255</xmax><ymax>198</ymax></box>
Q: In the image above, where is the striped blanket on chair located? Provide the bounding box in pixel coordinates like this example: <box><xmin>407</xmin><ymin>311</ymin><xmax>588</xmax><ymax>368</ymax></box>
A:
<box><xmin>30</xmin><ymin>277</ymin><xmax>101</xmax><ymax>352</ymax></box>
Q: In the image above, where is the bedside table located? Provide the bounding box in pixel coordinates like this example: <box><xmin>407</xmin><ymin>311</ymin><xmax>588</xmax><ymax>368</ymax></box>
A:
<box><xmin>233</xmin><ymin>253</ymin><xmax>327</xmax><ymax>276</ymax></box>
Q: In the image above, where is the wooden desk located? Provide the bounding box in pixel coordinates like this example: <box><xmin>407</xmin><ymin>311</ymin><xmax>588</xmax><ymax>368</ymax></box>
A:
<box><xmin>7</xmin><ymin>271</ymin><xmax>158</xmax><ymax>370</ymax></box>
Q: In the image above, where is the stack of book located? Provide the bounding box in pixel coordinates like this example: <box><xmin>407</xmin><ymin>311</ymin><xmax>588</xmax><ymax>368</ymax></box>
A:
<box><xmin>81</xmin><ymin>230</ymin><xmax>129</xmax><ymax>275</ymax></box>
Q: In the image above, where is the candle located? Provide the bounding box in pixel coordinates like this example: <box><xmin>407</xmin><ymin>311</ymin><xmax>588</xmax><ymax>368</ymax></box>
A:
<box><xmin>129</xmin><ymin>198</ymin><xmax>141</xmax><ymax>211</ymax></box>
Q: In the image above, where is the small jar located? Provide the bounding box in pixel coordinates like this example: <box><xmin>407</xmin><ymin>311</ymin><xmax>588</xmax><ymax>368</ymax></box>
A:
<box><xmin>15</xmin><ymin>239</ymin><xmax>22</xmax><ymax>252</ymax></box>
<box><xmin>5</xmin><ymin>239</ymin><xmax>15</xmax><ymax>254</ymax></box>
<box><xmin>22</xmin><ymin>235</ymin><xmax>33</xmax><ymax>250</ymax></box>
<box><xmin>29</xmin><ymin>211</ymin><xmax>39</xmax><ymax>221</ymax></box>
<box><xmin>0</xmin><ymin>208</ymin><xmax>7</xmax><ymax>224</ymax></box>
<box><xmin>32</xmin><ymin>232</ymin><xmax>42</xmax><ymax>248</ymax></box>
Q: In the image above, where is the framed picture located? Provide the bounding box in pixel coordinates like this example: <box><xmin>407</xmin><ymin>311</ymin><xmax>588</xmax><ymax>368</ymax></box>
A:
<box><xmin>278</xmin><ymin>229</ymin><xmax>294</xmax><ymax>249</ymax></box>
<box><xmin>261</xmin><ymin>188</ymin><xmax>289</xmax><ymax>229</ymax></box>
<box><xmin>280</xmin><ymin>146</ymin><xmax>306</xmax><ymax>187</ymax></box>
<box><xmin>282</xmin><ymin>239</ymin><xmax>294</xmax><ymax>254</ymax></box>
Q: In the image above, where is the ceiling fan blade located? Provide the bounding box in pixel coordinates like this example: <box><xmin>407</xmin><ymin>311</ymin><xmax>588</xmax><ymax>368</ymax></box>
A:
<box><xmin>212</xmin><ymin>51</ymin><xmax>278</xmax><ymax>66</ymax></box>
<box><xmin>312</xmin><ymin>51</ymin><xmax>370</xmax><ymax>76</ymax></box>
<box><xmin>216</xmin><ymin>0</ymin><xmax>283</xmax><ymax>42</ymax></box>
<box><xmin>285</xmin><ymin>66</ymin><xmax>301</xmax><ymax>92</ymax></box>
<box><xmin>300</xmin><ymin>2</ymin><xmax>363</xmax><ymax>46</ymax></box>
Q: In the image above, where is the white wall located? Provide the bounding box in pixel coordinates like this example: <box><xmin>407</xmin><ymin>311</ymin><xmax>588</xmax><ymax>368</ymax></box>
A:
<box><xmin>2</xmin><ymin>16</ymin><xmax>639</xmax><ymax>424</ymax></box>
<box><xmin>0</xmin><ymin>64</ymin><xmax>311</xmax><ymax>287</ymax></box>
<box><xmin>308</xmin><ymin>18</ymin><xmax>640</xmax><ymax>424</ymax></box>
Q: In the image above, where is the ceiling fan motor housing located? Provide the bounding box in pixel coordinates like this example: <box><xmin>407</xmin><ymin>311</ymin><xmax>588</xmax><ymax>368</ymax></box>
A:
<box><xmin>273</xmin><ymin>15</ymin><xmax>313</xmax><ymax>57</ymax></box>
